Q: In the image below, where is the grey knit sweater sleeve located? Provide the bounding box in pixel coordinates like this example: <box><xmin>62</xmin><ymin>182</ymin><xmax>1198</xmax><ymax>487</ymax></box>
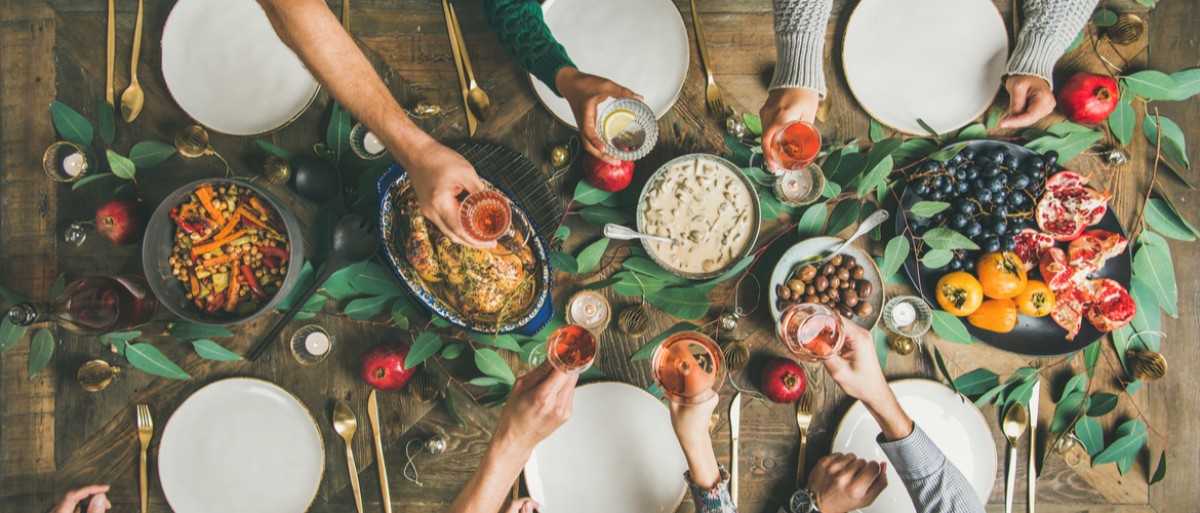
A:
<box><xmin>768</xmin><ymin>0</ymin><xmax>834</xmax><ymax>96</ymax></box>
<box><xmin>1007</xmin><ymin>0</ymin><xmax>1100</xmax><ymax>87</ymax></box>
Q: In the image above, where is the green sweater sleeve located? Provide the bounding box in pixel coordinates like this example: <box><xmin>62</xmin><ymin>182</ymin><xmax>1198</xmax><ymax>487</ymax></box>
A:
<box><xmin>484</xmin><ymin>0</ymin><xmax>575</xmax><ymax>96</ymax></box>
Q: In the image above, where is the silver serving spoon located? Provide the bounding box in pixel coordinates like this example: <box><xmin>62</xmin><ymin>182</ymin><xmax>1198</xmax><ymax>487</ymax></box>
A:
<box><xmin>802</xmin><ymin>209</ymin><xmax>890</xmax><ymax>266</ymax></box>
<box><xmin>604</xmin><ymin>223</ymin><xmax>676</xmax><ymax>245</ymax></box>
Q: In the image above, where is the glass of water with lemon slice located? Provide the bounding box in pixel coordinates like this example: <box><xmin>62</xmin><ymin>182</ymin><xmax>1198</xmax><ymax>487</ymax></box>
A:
<box><xmin>596</xmin><ymin>98</ymin><xmax>658</xmax><ymax>161</ymax></box>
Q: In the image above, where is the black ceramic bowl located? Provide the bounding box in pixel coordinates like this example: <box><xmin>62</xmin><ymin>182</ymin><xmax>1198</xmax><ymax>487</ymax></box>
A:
<box><xmin>142</xmin><ymin>178</ymin><xmax>305</xmax><ymax>325</ymax></box>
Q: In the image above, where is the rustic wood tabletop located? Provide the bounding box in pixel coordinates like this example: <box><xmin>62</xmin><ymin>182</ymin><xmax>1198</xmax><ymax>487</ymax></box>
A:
<box><xmin>1</xmin><ymin>0</ymin><xmax>1196</xmax><ymax>512</ymax></box>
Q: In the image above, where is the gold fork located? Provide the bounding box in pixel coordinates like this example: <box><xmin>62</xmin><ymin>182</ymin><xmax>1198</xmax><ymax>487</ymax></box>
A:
<box><xmin>688</xmin><ymin>0</ymin><xmax>724</xmax><ymax>116</ymax></box>
<box><xmin>136</xmin><ymin>404</ymin><xmax>153</xmax><ymax>513</ymax></box>
<box><xmin>795</xmin><ymin>394</ymin><xmax>813</xmax><ymax>489</ymax></box>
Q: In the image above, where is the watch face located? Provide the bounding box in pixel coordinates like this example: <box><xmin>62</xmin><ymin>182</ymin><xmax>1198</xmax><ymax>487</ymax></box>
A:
<box><xmin>789</xmin><ymin>490</ymin><xmax>814</xmax><ymax>513</ymax></box>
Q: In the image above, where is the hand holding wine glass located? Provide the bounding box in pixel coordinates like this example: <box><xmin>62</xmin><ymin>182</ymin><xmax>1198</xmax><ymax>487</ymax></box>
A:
<box><xmin>493</xmin><ymin>361</ymin><xmax>578</xmax><ymax>455</ymax></box>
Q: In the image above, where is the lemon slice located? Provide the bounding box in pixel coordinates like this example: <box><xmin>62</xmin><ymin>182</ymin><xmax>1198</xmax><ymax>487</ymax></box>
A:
<box><xmin>602</xmin><ymin>109</ymin><xmax>638</xmax><ymax>141</ymax></box>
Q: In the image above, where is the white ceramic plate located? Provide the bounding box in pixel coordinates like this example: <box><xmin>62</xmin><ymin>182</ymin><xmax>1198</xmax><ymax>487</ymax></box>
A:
<box><xmin>768</xmin><ymin>236</ymin><xmax>885</xmax><ymax>331</ymax></box>
<box><xmin>842</xmin><ymin>0</ymin><xmax>1008</xmax><ymax>135</ymax></box>
<box><xmin>533</xmin><ymin>0</ymin><xmax>689</xmax><ymax>128</ymax></box>
<box><xmin>831</xmin><ymin>380</ymin><xmax>997</xmax><ymax>513</ymax></box>
<box><xmin>161</xmin><ymin>0</ymin><xmax>319</xmax><ymax>135</ymax></box>
<box><xmin>525</xmin><ymin>382</ymin><xmax>687</xmax><ymax>513</ymax></box>
<box><xmin>158</xmin><ymin>378</ymin><xmax>323</xmax><ymax>513</ymax></box>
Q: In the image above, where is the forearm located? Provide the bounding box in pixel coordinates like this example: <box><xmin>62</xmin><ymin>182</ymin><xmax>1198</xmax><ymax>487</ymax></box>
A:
<box><xmin>862</xmin><ymin>390</ymin><xmax>914</xmax><ymax>442</ymax></box>
<box><xmin>769</xmin><ymin>0</ymin><xmax>834</xmax><ymax>95</ymax></box>
<box><xmin>1007</xmin><ymin>0</ymin><xmax>1100</xmax><ymax>86</ymax></box>
<box><xmin>677</xmin><ymin>433</ymin><xmax>722</xmax><ymax>489</ymax></box>
<box><xmin>446</xmin><ymin>435</ymin><xmax>530</xmax><ymax>513</ymax></box>
<box><xmin>484</xmin><ymin>0</ymin><xmax>574</xmax><ymax>95</ymax></box>
<box><xmin>876</xmin><ymin>426</ymin><xmax>984</xmax><ymax>513</ymax></box>
<box><xmin>256</xmin><ymin>0</ymin><xmax>434</xmax><ymax>168</ymax></box>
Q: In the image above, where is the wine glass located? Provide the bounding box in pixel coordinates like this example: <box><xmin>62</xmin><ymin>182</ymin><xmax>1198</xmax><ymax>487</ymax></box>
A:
<box><xmin>651</xmin><ymin>331</ymin><xmax>725</xmax><ymax>404</ymax></box>
<box><xmin>767</xmin><ymin>120</ymin><xmax>821</xmax><ymax>174</ymax></box>
<box><xmin>546</xmin><ymin>324</ymin><xmax>598</xmax><ymax>375</ymax></box>
<box><xmin>458</xmin><ymin>189</ymin><xmax>514</xmax><ymax>244</ymax></box>
<box><xmin>778</xmin><ymin>303</ymin><xmax>845</xmax><ymax>361</ymax></box>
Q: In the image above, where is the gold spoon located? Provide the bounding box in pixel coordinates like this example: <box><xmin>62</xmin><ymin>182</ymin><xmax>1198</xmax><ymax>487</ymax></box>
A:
<box><xmin>120</xmin><ymin>0</ymin><xmax>145</xmax><ymax>122</ymax></box>
<box><xmin>446</xmin><ymin>3</ymin><xmax>491</xmax><ymax>123</ymax></box>
<box><xmin>333</xmin><ymin>401</ymin><xmax>365</xmax><ymax>513</ymax></box>
<box><xmin>1002</xmin><ymin>402</ymin><xmax>1028</xmax><ymax>513</ymax></box>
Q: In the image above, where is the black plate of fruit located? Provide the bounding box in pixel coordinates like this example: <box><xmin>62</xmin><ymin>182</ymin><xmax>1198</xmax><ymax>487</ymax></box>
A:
<box><xmin>896</xmin><ymin>140</ymin><xmax>1133</xmax><ymax>356</ymax></box>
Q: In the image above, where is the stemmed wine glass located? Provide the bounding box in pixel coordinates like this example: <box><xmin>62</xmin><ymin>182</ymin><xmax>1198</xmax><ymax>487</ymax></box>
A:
<box><xmin>777</xmin><ymin>303</ymin><xmax>846</xmax><ymax>361</ymax></box>
<box><xmin>546</xmin><ymin>324</ymin><xmax>598</xmax><ymax>375</ymax></box>
<box><xmin>651</xmin><ymin>331</ymin><xmax>725</xmax><ymax>404</ymax></box>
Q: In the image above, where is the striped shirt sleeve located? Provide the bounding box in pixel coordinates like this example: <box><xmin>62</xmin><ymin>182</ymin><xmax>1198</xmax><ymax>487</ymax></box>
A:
<box><xmin>876</xmin><ymin>424</ymin><xmax>985</xmax><ymax>513</ymax></box>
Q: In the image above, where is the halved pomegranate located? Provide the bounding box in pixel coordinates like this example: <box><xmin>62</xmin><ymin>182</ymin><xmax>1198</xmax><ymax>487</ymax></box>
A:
<box><xmin>1013</xmin><ymin>229</ymin><xmax>1056</xmax><ymax>272</ymax></box>
<box><xmin>1039</xmin><ymin>247</ymin><xmax>1074</xmax><ymax>291</ymax></box>
<box><xmin>1050</xmin><ymin>285</ymin><xmax>1087</xmax><ymax>339</ymax></box>
<box><xmin>1084</xmin><ymin>278</ymin><xmax>1136</xmax><ymax>333</ymax></box>
<box><xmin>1036</xmin><ymin>171</ymin><xmax>1112</xmax><ymax>241</ymax></box>
<box><xmin>1068</xmin><ymin>230</ymin><xmax>1128</xmax><ymax>277</ymax></box>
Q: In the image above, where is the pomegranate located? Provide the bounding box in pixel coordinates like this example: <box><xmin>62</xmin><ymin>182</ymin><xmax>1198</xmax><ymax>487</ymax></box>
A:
<box><xmin>1049</xmin><ymin>285</ymin><xmax>1087</xmax><ymax>339</ymax></box>
<box><xmin>1036</xmin><ymin>171</ymin><xmax>1111</xmax><ymax>241</ymax></box>
<box><xmin>95</xmin><ymin>196</ymin><xmax>148</xmax><ymax>245</ymax></box>
<box><xmin>582</xmin><ymin>153</ymin><xmax>635</xmax><ymax>192</ymax></box>
<box><xmin>1084</xmin><ymin>278</ymin><xmax>1136</xmax><ymax>333</ymax></box>
<box><xmin>759</xmin><ymin>357</ymin><xmax>807</xmax><ymax>403</ymax></box>
<box><xmin>1012</xmin><ymin>229</ymin><xmax>1055</xmax><ymax>272</ymax></box>
<box><xmin>1067</xmin><ymin>230</ymin><xmax>1128</xmax><ymax>276</ymax></box>
<box><xmin>1056</xmin><ymin>72</ymin><xmax>1120</xmax><ymax>125</ymax></box>
<box><xmin>361</xmin><ymin>343</ymin><xmax>417</xmax><ymax>391</ymax></box>
<box><xmin>1039</xmin><ymin>247</ymin><xmax>1074</xmax><ymax>292</ymax></box>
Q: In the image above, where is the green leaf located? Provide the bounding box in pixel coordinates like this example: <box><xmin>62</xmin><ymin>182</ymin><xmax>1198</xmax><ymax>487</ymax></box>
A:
<box><xmin>1074</xmin><ymin>417</ymin><xmax>1104</xmax><ymax>457</ymax></box>
<box><xmin>822</xmin><ymin>178</ymin><xmax>841</xmax><ymax>199</ymax></box>
<box><xmin>166</xmin><ymin>322</ymin><xmax>234</xmax><ymax>340</ymax></box>
<box><xmin>920</xmin><ymin>248</ymin><xmax>954</xmax><ymax>268</ymax></box>
<box><xmin>549</xmin><ymin>251</ymin><xmax>578</xmax><ymax>274</ymax></box>
<box><xmin>825</xmin><ymin>200</ymin><xmax>861</xmax><ymax>235</ymax></box>
<box><xmin>28</xmin><ymin>329</ymin><xmax>54</xmax><ymax>378</ymax></box>
<box><xmin>1168</xmin><ymin>68</ymin><xmax>1200</xmax><ymax>100</ymax></box>
<box><xmin>1109</xmin><ymin>89</ymin><xmax>1135</xmax><ymax>148</ymax></box>
<box><xmin>125</xmin><ymin>343</ymin><xmax>190</xmax><ymax>379</ymax></box>
<box><xmin>343</xmin><ymin>295</ymin><xmax>391</xmax><ymax>320</ymax></box>
<box><xmin>910</xmin><ymin>201</ymin><xmax>951</xmax><ymax>218</ymax></box>
<box><xmin>630</xmin><ymin>322</ymin><xmax>698</xmax><ymax>361</ymax></box>
<box><xmin>916</xmin><ymin>118</ymin><xmax>942</xmax><ymax>141</ymax></box>
<box><xmin>1061</xmin><ymin>374</ymin><xmax>1089</xmax><ymax>401</ymax></box>
<box><xmin>106</xmin><ymin>150</ymin><xmax>136</xmax><ymax>180</ymax></box>
<box><xmin>796</xmin><ymin>202</ymin><xmax>828</xmax><ymax>238</ymax></box>
<box><xmin>1084</xmin><ymin>342</ymin><xmax>1101</xmax><ymax>377</ymax></box>
<box><xmin>554</xmin><ymin>224</ymin><xmax>571</xmax><ymax>243</ymax></box>
<box><xmin>893</xmin><ymin>139</ymin><xmax>937</xmax><ymax>164</ymax></box>
<box><xmin>101</xmin><ymin>331</ymin><xmax>142</xmax><ymax>344</ymax></box>
<box><xmin>50</xmin><ymin>101</ymin><xmax>94</xmax><ymax>147</ymax></box>
<box><xmin>956</xmin><ymin>123</ymin><xmax>987</xmax><ymax>141</ymax></box>
<box><xmin>623</xmin><ymin>257</ymin><xmax>689</xmax><ymax>286</ymax></box>
<box><xmin>1143</xmin><ymin>113</ymin><xmax>1190</xmax><ymax>168</ymax></box>
<box><xmin>1093</xmin><ymin>419</ymin><xmax>1147</xmax><ymax>467</ymax></box>
<box><xmin>954</xmin><ymin>369</ymin><xmax>999</xmax><ymax>396</ymax></box>
<box><xmin>1050</xmin><ymin>391</ymin><xmax>1085</xmax><ymax>434</ymax></box>
<box><xmin>573</xmin><ymin>180</ymin><xmax>612</xmax><ymax>205</ymax></box>
<box><xmin>1065</xmin><ymin>27</ymin><xmax>1086</xmax><ymax>53</ymax></box>
<box><xmin>723</xmin><ymin>134</ymin><xmax>754</xmax><ymax>167</ymax></box>
<box><xmin>855</xmin><ymin>155</ymin><xmax>893</xmax><ymax>199</ymax></box>
<box><xmin>48</xmin><ymin>274</ymin><xmax>66</xmax><ymax>299</ymax></box>
<box><xmin>444</xmin><ymin>389</ymin><xmax>466</xmax><ymax>428</ymax></box>
<box><xmin>985</xmin><ymin>106</ymin><xmax>1003</xmax><ymax>130</ymax></box>
<box><xmin>1092</xmin><ymin>9</ymin><xmax>1118</xmax><ymax>27</ymax></box>
<box><xmin>97</xmin><ymin>99</ymin><xmax>115</xmax><ymax>146</ymax></box>
<box><xmin>647</xmin><ymin>287</ymin><xmax>711</xmax><ymax>320</ymax></box>
<box><xmin>470</xmin><ymin>376</ymin><xmax>503</xmax><ymax>387</ymax></box>
<box><xmin>191</xmin><ymin>339</ymin><xmax>243</xmax><ymax>361</ymax></box>
<box><xmin>346</xmin><ymin>262</ymin><xmax>405</xmax><ymax>297</ymax></box>
<box><xmin>1086</xmin><ymin>393</ymin><xmax>1118</xmax><ymax>417</ymax></box>
<box><xmin>759</xmin><ymin>190</ymin><xmax>792</xmax><ymax>220</ymax></box>
<box><xmin>128</xmin><ymin>141</ymin><xmax>176</xmax><ymax>169</ymax></box>
<box><xmin>973</xmin><ymin>383</ymin><xmax>1007</xmax><ymax>408</ymax></box>
<box><xmin>579</xmin><ymin>205</ymin><xmax>633</xmax><ymax>226</ymax></box>
<box><xmin>70</xmin><ymin>173</ymin><xmax>115</xmax><ymax>190</ymax></box>
<box><xmin>826</xmin><ymin>152</ymin><xmax>868</xmax><ymax>187</ymax></box>
<box><xmin>699</xmin><ymin>256</ymin><xmax>754</xmax><ymax>288</ymax></box>
<box><xmin>575</xmin><ymin>238</ymin><xmax>610</xmax><ymax>274</ymax></box>
<box><xmin>1150</xmin><ymin>450</ymin><xmax>1167</xmax><ymax>485</ymax></box>
<box><xmin>1025</xmin><ymin>130</ymin><xmax>1103</xmax><ymax>163</ymax></box>
<box><xmin>1126</xmin><ymin>380</ymin><xmax>1144</xmax><ymax>394</ymax></box>
<box><xmin>932</xmin><ymin>347</ymin><xmax>959</xmax><ymax>395</ymax></box>
<box><xmin>869</xmin><ymin>119</ymin><xmax>884</xmax><ymax>143</ymax></box>
<box><xmin>256</xmin><ymin>139</ymin><xmax>298</xmax><ymax>163</ymax></box>
<box><xmin>928</xmin><ymin>143</ymin><xmax>968</xmax><ymax>162</ymax></box>
<box><xmin>1122</xmin><ymin>71</ymin><xmax>1179</xmax><ymax>101</ymax></box>
<box><xmin>0</xmin><ymin>284</ymin><xmax>29</xmax><ymax>305</ymax></box>
<box><xmin>743</xmin><ymin>113</ymin><xmax>762</xmax><ymax>136</ymax></box>
<box><xmin>475</xmin><ymin>348</ymin><xmax>516</xmax><ymax>384</ymax></box>
<box><xmin>1133</xmin><ymin>237</ymin><xmax>1177</xmax><ymax>317</ymax></box>
<box><xmin>1144</xmin><ymin>198</ymin><xmax>1198</xmax><ymax>240</ymax></box>
<box><xmin>611</xmin><ymin>271</ymin><xmax>666</xmax><ymax>296</ymax></box>
<box><xmin>932</xmin><ymin>310</ymin><xmax>972</xmax><ymax>343</ymax></box>
<box><xmin>405</xmin><ymin>332</ymin><xmax>443</xmax><ymax>369</ymax></box>
<box><xmin>922</xmin><ymin>227</ymin><xmax>980</xmax><ymax>251</ymax></box>
<box><xmin>880</xmin><ymin>236</ymin><xmax>910</xmax><ymax>280</ymax></box>
<box><xmin>872</xmin><ymin>327</ymin><xmax>889</xmax><ymax>371</ymax></box>
<box><xmin>442</xmin><ymin>343</ymin><xmax>464</xmax><ymax>360</ymax></box>
<box><xmin>326</xmin><ymin>102</ymin><xmax>352</xmax><ymax>161</ymax></box>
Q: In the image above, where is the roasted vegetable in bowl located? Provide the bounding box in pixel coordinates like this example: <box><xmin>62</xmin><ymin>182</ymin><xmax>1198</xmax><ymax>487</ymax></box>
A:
<box><xmin>168</xmin><ymin>183</ymin><xmax>291</xmax><ymax>317</ymax></box>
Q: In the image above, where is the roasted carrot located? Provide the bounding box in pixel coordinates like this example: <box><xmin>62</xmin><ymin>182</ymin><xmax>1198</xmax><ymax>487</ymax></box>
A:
<box><xmin>224</xmin><ymin>278</ymin><xmax>241</xmax><ymax>312</ymax></box>
<box><xmin>210</xmin><ymin>211</ymin><xmax>243</xmax><ymax>242</ymax></box>
<box><xmin>195</xmin><ymin>186</ymin><xmax>226</xmax><ymax>223</ymax></box>
<box><xmin>191</xmin><ymin>230</ymin><xmax>247</xmax><ymax>256</ymax></box>
<box><xmin>237</xmin><ymin>206</ymin><xmax>282</xmax><ymax>237</ymax></box>
<box><xmin>202</xmin><ymin>254</ymin><xmax>234</xmax><ymax>267</ymax></box>
<box><xmin>189</xmin><ymin>272</ymin><xmax>201</xmax><ymax>298</ymax></box>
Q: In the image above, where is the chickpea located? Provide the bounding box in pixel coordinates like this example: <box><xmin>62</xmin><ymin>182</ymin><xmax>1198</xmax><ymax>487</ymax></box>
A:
<box><xmin>212</xmin><ymin>200</ymin><xmax>224</xmax><ymax>210</ymax></box>
<box><xmin>241</xmin><ymin>243</ymin><xmax>252</xmax><ymax>251</ymax></box>
<box><xmin>250</xmin><ymin>246</ymin><xmax>259</xmax><ymax>254</ymax></box>
<box><xmin>255</xmin><ymin>270</ymin><xmax>264</xmax><ymax>278</ymax></box>
<box><xmin>171</xmin><ymin>268</ymin><xmax>180</xmax><ymax>276</ymax></box>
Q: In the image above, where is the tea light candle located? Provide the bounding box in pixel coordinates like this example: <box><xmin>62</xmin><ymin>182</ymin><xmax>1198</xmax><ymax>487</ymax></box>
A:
<box><xmin>566</xmin><ymin>290</ymin><xmax>611</xmax><ymax>332</ymax></box>
<box><xmin>304</xmin><ymin>331</ymin><xmax>330</xmax><ymax>356</ymax></box>
<box><xmin>362</xmin><ymin>131</ymin><xmax>385</xmax><ymax>155</ymax></box>
<box><xmin>891</xmin><ymin>302</ymin><xmax>917</xmax><ymax>328</ymax></box>
<box><xmin>62</xmin><ymin>152</ymin><xmax>86</xmax><ymax>177</ymax></box>
<box><xmin>777</xmin><ymin>169</ymin><xmax>812</xmax><ymax>201</ymax></box>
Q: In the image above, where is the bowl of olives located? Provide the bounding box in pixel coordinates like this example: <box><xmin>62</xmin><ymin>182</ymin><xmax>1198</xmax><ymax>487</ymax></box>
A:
<box><xmin>769</xmin><ymin>236</ymin><xmax>886</xmax><ymax>332</ymax></box>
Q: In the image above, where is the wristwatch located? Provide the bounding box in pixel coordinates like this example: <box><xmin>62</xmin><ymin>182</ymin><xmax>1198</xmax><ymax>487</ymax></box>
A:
<box><xmin>788</xmin><ymin>489</ymin><xmax>821</xmax><ymax>513</ymax></box>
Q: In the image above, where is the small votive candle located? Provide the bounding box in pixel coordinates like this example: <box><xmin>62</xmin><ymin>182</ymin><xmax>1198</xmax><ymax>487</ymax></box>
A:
<box><xmin>890</xmin><ymin>302</ymin><xmax>917</xmax><ymax>328</ymax></box>
<box><xmin>305</xmin><ymin>331</ymin><xmax>330</xmax><ymax>356</ymax></box>
<box><xmin>63</xmin><ymin>152</ymin><xmax>86</xmax><ymax>177</ymax></box>
<box><xmin>362</xmin><ymin>131</ymin><xmax>385</xmax><ymax>155</ymax></box>
<box><xmin>566</xmin><ymin>290</ymin><xmax>611</xmax><ymax>333</ymax></box>
<box><xmin>290</xmin><ymin>325</ymin><xmax>334</xmax><ymax>365</ymax></box>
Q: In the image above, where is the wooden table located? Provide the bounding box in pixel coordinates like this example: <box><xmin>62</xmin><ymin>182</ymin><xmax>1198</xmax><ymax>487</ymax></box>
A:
<box><xmin>2</xmin><ymin>0</ymin><xmax>1196</xmax><ymax>512</ymax></box>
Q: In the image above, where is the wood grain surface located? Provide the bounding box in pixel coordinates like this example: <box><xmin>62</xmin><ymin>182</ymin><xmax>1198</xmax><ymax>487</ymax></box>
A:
<box><xmin>1</xmin><ymin>0</ymin><xmax>1196</xmax><ymax>512</ymax></box>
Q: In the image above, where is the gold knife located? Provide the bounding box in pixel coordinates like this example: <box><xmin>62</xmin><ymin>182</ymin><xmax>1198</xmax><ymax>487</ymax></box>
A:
<box><xmin>106</xmin><ymin>0</ymin><xmax>115</xmax><ymax>106</ymax></box>
<box><xmin>440</xmin><ymin>0</ymin><xmax>476</xmax><ymax>136</ymax></box>
<box><xmin>730</xmin><ymin>392</ymin><xmax>742</xmax><ymax>509</ymax></box>
<box><xmin>367</xmin><ymin>391</ymin><xmax>392</xmax><ymax>513</ymax></box>
<box><xmin>1028</xmin><ymin>378</ymin><xmax>1040</xmax><ymax>513</ymax></box>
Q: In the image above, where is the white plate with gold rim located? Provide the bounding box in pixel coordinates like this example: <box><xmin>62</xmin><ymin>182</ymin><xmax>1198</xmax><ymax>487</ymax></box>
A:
<box><xmin>526</xmin><ymin>382</ymin><xmax>687</xmax><ymax>513</ymax></box>
<box><xmin>161</xmin><ymin>0</ymin><xmax>319</xmax><ymax>135</ymax></box>
<box><xmin>158</xmin><ymin>378</ymin><xmax>323</xmax><ymax>513</ymax></box>
<box><xmin>831</xmin><ymin>379</ymin><xmax>997</xmax><ymax>513</ymax></box>
<box><xmin>842</xmin><ymin>0</ymin><xmax>1008</xmax><ymax>135</ymax></box>
<box><xmin>532</xmin><ymin>0</ymin><xmax>688</xmax><ymax>129</ymax></box>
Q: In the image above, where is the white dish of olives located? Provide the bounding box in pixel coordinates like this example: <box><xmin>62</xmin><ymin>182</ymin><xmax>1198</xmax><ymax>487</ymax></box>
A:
<box><xmin>769</xmin><ymin>236</ymin><xmax>885</xmax><ymax>332</ymax></box>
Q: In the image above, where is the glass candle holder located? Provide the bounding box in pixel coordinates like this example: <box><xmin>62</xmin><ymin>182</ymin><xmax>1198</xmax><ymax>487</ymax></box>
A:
<box><xmin>596</xmin><ymin>98</ymin><xmax>659</xmax><ymax>161</ymax></box>
<box><xmin>565</xmin><ymin>290</ymin><xmax>611</xmax><ymax>334</ymax></box>
<box><xmin>350</xmin><ymin>122</ymin><xmax>388</xmax><ymax>160</ymax></box>
<box><xmin>290</xmin><ymin>325</ymin><xmax>333</xmax><ymax>365</ymax></box>
<box><xmin>43</xmin><ymin>141</ymin><xmax>91</xmax><ymax>183</ymax></box>
<box><xmin>777</xmin><ymin>303</ymin><xmax>845</xmax><ymax>361</ymax></box>
<box><xmin>882</xmin><ymin>296</ymin><xmax>933</xmax><ymax>339</ymax></box>
<box><xmin>772</xmin><ymin>164</ymin><xmax>826</xmax><ymax>207</ymax></box>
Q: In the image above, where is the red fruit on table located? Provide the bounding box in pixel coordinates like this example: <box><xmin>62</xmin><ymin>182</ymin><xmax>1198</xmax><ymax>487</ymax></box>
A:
<box><xmin>582</xmin><ymin>153</ymin><xmax>634</xmax><ymax>192</ymax></box>
<box><xmin>1056</xmin><ymin>72</ymin><xmax>1120</xmax><ymax>125</ymax></box>
<box><xmin>95</xmin><ymin>196</ymin><xmax>148</xmax><ymax>245</ymax></box>
<box><xmin>361</xmin><ymin>343</ymin><xmax>417</xmax><ymax>391</ymax></box>
<box><xmin>760</xmin><ymin>357</ymin><xmax>807</xmax><ymax>403</ymax></box>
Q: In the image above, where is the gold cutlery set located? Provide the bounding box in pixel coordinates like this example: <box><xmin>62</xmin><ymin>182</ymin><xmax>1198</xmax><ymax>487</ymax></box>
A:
<box><xmin>441</xmin><ymin>0</ymin><xmax>491</xmax><ymax>136</ymax></box>
<box><xmin>135</xmin><ymin>404</ymin><xmax>153</xmax><ymax>513</ymax></box>
<box><xmin>334</xmin><ymin>390</ymin><xmax>395</xmax><ymax>513</ymax></box>
<box><xmin>106</xmin><ymin>0</ymin><xmax>146</xmax><ymax>122</ymax></box>
<box><xmin>1003</xmin><ymin>379</ymin><xmax>1040</xmax><ymax>513</ymax></box>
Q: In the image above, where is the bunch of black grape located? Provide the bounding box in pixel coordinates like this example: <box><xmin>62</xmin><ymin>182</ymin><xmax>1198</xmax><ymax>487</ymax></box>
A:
<box><xmin>909</xmin><ymin>147</ymin><xmax>1056</xmax><ymax>271</ymax></box>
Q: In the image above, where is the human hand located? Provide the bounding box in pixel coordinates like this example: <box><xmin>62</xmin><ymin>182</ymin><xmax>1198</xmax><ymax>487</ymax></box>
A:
<box><xmin>402</xmin><ymin>139</ymin><xmax>493</xmax><ymax>248</ymax></box>
<box><xmin>555</xmin><ymin>66</ymin><xmax>642</xmax><ymax>164</ymax></box>
<box><xmin>821</xmin><ymin>321</ymin><xmax>889</xmax><ymax>404</ymax></box>
<box><xmin>1000</xmin><ymin>75</ymin><xmax>1056</xmax><ymax>128</ymax></box>
<box><xmin>759</xmin><ymin>87</ymin><xmax>821</xmax><ymax>170</ymax></box>
<box><xmin>493</xmin><ymin>361</ymin><xmax>578</xmax><ymax>455</ymax></box>
<box><xmin>50</xmin><ymin>485</ymin><xmax>111</xmax><ymax>513</ymax></box>
<box><xmin>503</xmin><ymin>497</ymin><xmax>540</xmax><ymax>513</ymax></box>
<box><xmin>808</xmin><ymin>453</ymin><xmax>887</xmax><ymax>513</ymax></box>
